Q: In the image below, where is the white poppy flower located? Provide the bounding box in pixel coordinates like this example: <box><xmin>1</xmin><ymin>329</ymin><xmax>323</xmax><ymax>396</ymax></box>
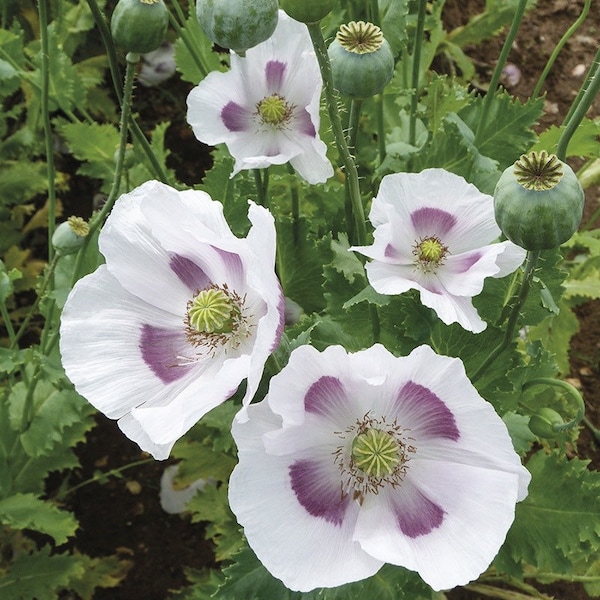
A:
<box><xmin>351</xmin><ymin>169</ymin><xmax>527</xmax><ymax>333</ymax></box>
<box><xmin>186</xmin><ymin>11</ymin><xmax>333</xmax><ymax>185</ymax></box>
<box><xmin>60</xmin><ymin>180</ymin><xmax>284</xmax><ymax>460</ymax></box>
<box><xmin>229</xmin><ymin>343</ymin><xmax>530</xmax><ymax>592</ymax></box>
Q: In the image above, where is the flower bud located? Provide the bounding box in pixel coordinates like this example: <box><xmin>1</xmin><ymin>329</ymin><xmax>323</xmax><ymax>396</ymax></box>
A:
<box><xmin>328</xmin><ymin>21</ymin><xmax>395</xmax><ymax>100</ymax></box>
<box><xmin>279</xmin><ymin>0</ymin><xmax>335</xmax><ymax>23</ymax></box>
<box><xmin>52</xmin><ymin>217</ymin><xmax>89</xmax><ymax>256</ymax></box>
<box><xmin>111</xmin><ymin>0</ymin><xmax>169</xmax><ymax>55</ymax></box>
<box><xmin>494</xmin><ymin>150</ymin><xmax>585</xmax><ymax>250</ymax></box>
<box><xmin>196</xmin><ymin>0</ymin><xmax>278</xmax><ymax>54</ymax></box>
<box><xmin>528</xmin><ymin>407</ymin><xmax>564</xmax><ymax>439</ymax></box>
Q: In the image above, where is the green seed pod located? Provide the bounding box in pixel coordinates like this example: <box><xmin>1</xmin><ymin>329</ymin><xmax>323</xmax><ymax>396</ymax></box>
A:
<box><xmin>493</xmin><ymin>151</ymin><xmax>585</xmax><ymax>251</ymax></box>
<box><xmin>52</xmin><ymin>217</ymin><xmax>89</xmax><ymax>256</ymax></box>
<box><xmin>280</xmin><ymin>0</ymin><xmax>335</xmax><ymax>23</ymax></box>
<box><xmin>111</xmin><ymin>0</ymin><xmax>169</xmax><ymax>55</ymax></box>
<box><xmin>528</xmin><ymin>407</ymin><xmax>564</xmax><ymax>439</ymax></box>
<box><xmin>196</xmin><ymin>0</ymin><xmax>278</xmax><ymax>54</ymax></box>
<box><xmin>328</xmin><ymin>21</ymin><xmax>395</xmax><ymax>100</ymax></box>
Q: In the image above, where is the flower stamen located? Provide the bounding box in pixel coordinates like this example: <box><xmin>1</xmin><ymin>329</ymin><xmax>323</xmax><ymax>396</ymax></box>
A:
<box><xmin>184</xmin><ymin>284</ymin><xmax>250</xmax><ymax>353</ymax></box>
<box><xmin>256</xmin><ymin>94</ymin><xmax>293</xmax><ymax>127</ymax></box>
<box><xmin>413</xmin><ymin>236</ymin><xmax>449</xmax><ymax>273</ymax></box>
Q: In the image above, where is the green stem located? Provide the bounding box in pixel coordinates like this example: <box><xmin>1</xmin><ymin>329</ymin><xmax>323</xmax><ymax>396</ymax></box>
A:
<box><xmin>38</xmin><ymin>0</ymin><xmax>56</xmax><ymax>262</ymax></box>
<box><xmin>474</xmin><ymin>0</ymin><xmax>528</xmax><ymax>145</ymax></box>
<box><xmin>563</xmin><ymin>45</ymin><xmax>600</xmax><ymax>126</ymax></box>
<box><xmin>306</xmin><ymin>22</ymin><xmax>366</xmax><ymax>246</ymax></box>
<box><xmin>348</xmin><ymin>99</ymin><xmax>363</xmax><ymax>154</ymax></box>
<box><xmin>523</xmin><ymin>377</ymin><xmax>585</xmax><ymax>432</ymax></box>
<box><xmin>167</xmin><ymin>5</ymin><xmax>208</xmax><ymax>79</ymax></box>
<box><xmin>556</xmin><ymin>45</ymin><xmax>600</xmax><ymax>161</ymax></box>
<box><xmin>253</xmin><ymin>168</ymin><xmax>269</xmax><ymax>209</ymax></box>
<box><xmin>374</xmin><ymin>93</ymin><xmax>386</xmax><ymax>164</ymax></box>
<box><xmin>9</xmin><ymin>253</ymin><xmax>60</xmax><ymax>350</ymax></box>
<box><xmin>86</xmin><ymin>0</ymin><xmax>170</xmax><ymax>183</ymax></box>
<box><xmin>56</xmin><ymin>458</ymin><xmax>155</xmax><ymax>500</ymax></box>
<box><xmin>409</xmin><ymin>0</ymin><xmax>427</xmax><ymax>146</ymax></box>
<box><xmin>531</xmin><ymin>0</ymin><xmax>591</xmax><ymax>99</ymax></box>
<box><xmin>70</xmin><ymin>53</ymin><xmax>140</xmax><ymax>287</ymax></box>
<box><xmin>464</xmin><ymin>583</ymin><xmax>550</xmax><ymax>600</ymax></box>
<box><xmin>583</xmin><ymin>416</ymin><xmax>600</xmax><ymax>443</ymax></box>
<box><xmin>0</xmin><ymin>303</ymin><xmax>16</xmax><ymax>345</ymax></box>
<box><xmin>287</xmin><ymin>163</ymin><xmax>300</xmax><ymax>245</ymax></box>
<box><xmin>472</xmin><ymin>250</ymin><xmax>540</xmax><ymax>382</ymax></box>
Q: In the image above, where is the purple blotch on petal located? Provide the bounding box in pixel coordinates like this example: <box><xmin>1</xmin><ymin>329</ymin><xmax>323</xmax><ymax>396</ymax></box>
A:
<box><xmin>295</xmin><ymin>108</ymin><xmax>316</xmax><ymax>137</ymax></box>
<box><xmin>396</xmin><ymin>381</ymin><xmax>460</xmax><ymax>440</ymax></box>
<box><xmin>289</xmin><ymin>459</ymin><xmax>350</xmax><ymax>526</ymax></box>
<box><xmin>221</xmin><ymin>101</ymin><xmax>250</xmax><ymax>132</ymax></box>
<box><xmin>212</xmin><ymin>246</ymin><xmax>244</xmax><ymax>283</ymax></box>
<box><xmin>305</xmin><ymin>375</ymin><xmax>347</xmax><ymax>416</ymax></box>
<box><xmin>384</xmin><ymin>243</ymin><xmax>400</xmax><ymax>259</ymax></box>
<box><xmin>396</xmin><ymin>488</ymin><xmax>445</xmax><ymax>538</ymax></box>
<box><xmin>411</xmin><ymin>207</ymin><xmax>457</xmax><ymax>238</ymax></box>
<box><xmin>265</xmin><ymin>60</ymin><xmax>286</xmax><ymax>92</ymax></box>
<box><xmin>269</xmin><ymin>288</ymin><xmax>286</xmax><ymax>352</ymax></box>
<box><xmin>170</xmin><ymin>254</ymin><xmax>211</xmax><ymax>292</ymax></box>
<box><xmin>140</xmin><ymin>324</ymin><xmax>194</xmax><ymax>384</ymax></box>
<box><xmin>452</xmin><ymin>251</ymin><xmax>482</xmax><ymax>273</ymax></box>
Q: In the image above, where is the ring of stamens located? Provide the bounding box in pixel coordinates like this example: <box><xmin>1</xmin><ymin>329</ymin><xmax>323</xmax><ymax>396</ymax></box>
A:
<box><xmin>413</xmin><ymin>236</ymin><xmax>449</xmax><ymax>273</ymax></box>
<box><xmin>256</xmin><ymin>93</ymin><xmax>294</xmax><ymax>128</ymax></box>
<box><xmin>334</xmin><ymin>413</ymin><xmax>416</xmax><ymax>504</ymax></box>
<box><xmin>184</xmin><ymin>283</ymin><xmax>249</xmax><ymax>353</ymax></box>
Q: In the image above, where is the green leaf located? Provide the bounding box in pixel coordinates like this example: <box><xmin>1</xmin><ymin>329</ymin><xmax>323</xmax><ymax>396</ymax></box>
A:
<box><xmin>0</xmin><ymin>547</ymin><xmax>84</xmax><ymax>600</ymax></box>
<box><xmin>66</xmin><ymin>554</ymin><xmax>132</xmax><ymax>600</ymax></box>
<box><xmin>460</xmin><ymin>90</ymin><xmax>544</xmax><ymax>169</ymax></box>
<box><xmin>277</xmin><ymin>217</ymin><xmax>331</xmax><ymax>314</ymax></box>
<box><xmin>502</xmin><ymin>411</ymin><xmax>537</xmax><ymax>455</ymax></box>
<box><xmin>0</xmin><ymin>493</ymin><xmax>77</xmax><ymax>544</ymax></box>
<box><xmin>170</xmin><ymin>440</ymin><xmax>236</xmax><ymax>486</ymax></box>
<box><xmin>379</xmin><ymin>0</ymin><xmax>410</xmax><ymax>55</ymax></box>
<box><xmin>496</xmin><ymin>450</ymin><xmax>600</xmax><ymax>576</ymax></box>
<box><xmin>0</xmin><ymin>261</ymin><xmax>22</xmax><ymax>303</ymax></box>
<box><xmin>59</xmin><ymin>121</ymin><xmax>119</xmax><ymax>184</ymax></box>
<box><xmin>531</xmin><ymin>118</ymin><xmax>600</xmax><ymax>158</ymax></box>
<box><xmin>174</xmin><ymin>7</ymin><xmax>226</xmax><ymax>84</ymax></box>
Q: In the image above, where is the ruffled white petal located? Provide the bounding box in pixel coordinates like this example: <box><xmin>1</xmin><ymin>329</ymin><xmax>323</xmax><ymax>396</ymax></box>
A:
<box><xmin>229</xmin><ymin>402</ymin><xmax>383</xmax><ymax>592</ymax></box>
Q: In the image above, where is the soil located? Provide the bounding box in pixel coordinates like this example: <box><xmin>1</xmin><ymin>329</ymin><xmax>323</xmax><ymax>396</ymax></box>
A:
<box><xmin>51</xmin><ymin>1</ymin><xmax>600</xmax><ymax>599</ymax></box>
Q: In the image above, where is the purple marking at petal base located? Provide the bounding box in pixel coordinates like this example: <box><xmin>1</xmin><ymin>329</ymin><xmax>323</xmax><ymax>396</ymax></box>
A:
<box><xmin>411</xmin><ymin>207</ymin><xmax>457</xmax><ymax>238</ymax></box>
<box><xmin>384</xmin><ymin>243</ymin><xmax>400</xmax><ymax>259</ymax></box>
<box><xmin>221</xmin><ymin>101</ymin><xmax>250</xmax><ymax>132</ymax></box>
<box><xmin>265</xmin><ymin>60</ymin><xmax>286</xmax><ymax>92</ymax></box>
<box><xmin>396</xmin><ymin>381</ymin><xmax>460</xmax><ymax>440</ymax></box>
<box><xmin>170</xmin><ymin>254</ymin><xmax>211</xmax><ymax>291</ymax></box>
<box><xmin>453</xmin><ymin>251</ymin><xmax>482</xmax><ymax>273</ymax></box>
<box><xmin>140</xmin><ymin>324</ymin><xmax>194</xmax><ymax>384</ymax></box>
<box><xmin>289</xmin><ymin>459</ymin><xmax>350</xmax><ymax>526</ymax></box>
<box><xmin>305</xmin><ymin>375</ymin><xmax>347</xmax><ymax>416</ymax></box>
<box><xmin>295</xmin><ymin>108</ymin><xmax>316</xmax><ymax>137</ymax></box>
<box><xmin>269</xmin><ymin>289</ymin><xmax>286</xmax><ymax>352</ymax></box>
<box><xmin>396</xmin><ymin>488</ymin><xmax>445</xmax><ymax>537</ymax></box>
<box><xmin>212</xmin><ymin>246</ymin><xmax>244</xmax><ymax>282</ymax></box>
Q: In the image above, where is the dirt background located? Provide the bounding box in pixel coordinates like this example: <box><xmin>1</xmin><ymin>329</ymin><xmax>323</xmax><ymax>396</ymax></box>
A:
<box><xmin>56</xmin><ymin>1</ymin><xmax>600</xmax><ymax>598</ymax></box>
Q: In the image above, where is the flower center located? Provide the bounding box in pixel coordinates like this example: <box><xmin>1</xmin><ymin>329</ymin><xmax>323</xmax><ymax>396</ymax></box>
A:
<box><xmin>184</xmin><ymin>284</ymin><xmax>250</xmax><ymax>354</ymax></box>
<box><xmin>336</xmin><ymin>21</ymin><xmax>384</xmax><ymax>54</ymax></box>
<box><xmin>256</xmin><ymin>94</ymin><xmax>292</xmax><ymax>127</ymax></box>
<box><xmin>188</xmin><ymin>287</ymin><xmax>238</xmax><ymax>334</ymax></box>
<box><xmin>351</xmin><ymin>428</ymin><xmax>400</xmax><ymax>478</ymax></box>
<box><xmin>413</xmin><ymin>236</ymin><xmax>448</xmax><ymax>273</ymax></box>
<box><xmin>513</xmin><ymin>150</ymin><xmax>563</xmax><ymax>191</ymax></box>
<box><xmin>334</xmin><ymin>413</ymin><xmax>416</xmax><ymax>504</ymax></box>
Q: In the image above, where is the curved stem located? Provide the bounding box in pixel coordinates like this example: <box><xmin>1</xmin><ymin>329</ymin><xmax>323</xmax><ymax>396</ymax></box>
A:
<box><xmin>38</xmin><ymin>0</ymin><xmax>56</xmax><ymax>262</ymax></box>
<box><xmin>532</xmin><ymin>0</ymin><xmax>591</xmax><ymax>99</ymax></box>
<box><xmin>86</xmin><ymin>0</ymin><xmax>170</xmax><ymax>183</ymax></box>
<box><xmin>563</xmin><ymin>46</ymin><xmax>600</xmax><ymax>126</ymax></box>
<box><xmin>409</xmin><ymin>0</ymin><xmax>427</xmax><ymax>146</ymax></box>
<box><xmin>56</xmin><ymin>457</ymin><xmax>155</xmax><ymax>500</ymax></box>
<box><xmin>286</xmin><ymin>163</ymin><xmax>300</xmax><ymax>245</ymax></box>
<box><xmin>523</xmin><ymin>377</ymin><xmax>586</xmax><ymax>432</ymax></box>
<box><xmin>472</xmin><ymin>250</ymin><xmax>540</xmax><ymax>382</ymax></box>
<box><xmin>556</xmin><ymin>45</ymin><xmax>600</xmax><ymax>161</ymax></box>
<box><xmin>168</xmin><ymin>4</ymin><xmax>208</xmax><ymax>79</ymax></box>
<box><xmin>306</xmin><ymin>22</ymin><xmax>366</xmax><ymax>246</ymax></box>
<box><xmin>70</xmin><ymin>53</ymin><xmax>140</xmax><ymax>287</ymax></box>
<box><xmin>474</xmin><ymin>0</ymin><xmax>528</xmax><ymax>145</ymax></box>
